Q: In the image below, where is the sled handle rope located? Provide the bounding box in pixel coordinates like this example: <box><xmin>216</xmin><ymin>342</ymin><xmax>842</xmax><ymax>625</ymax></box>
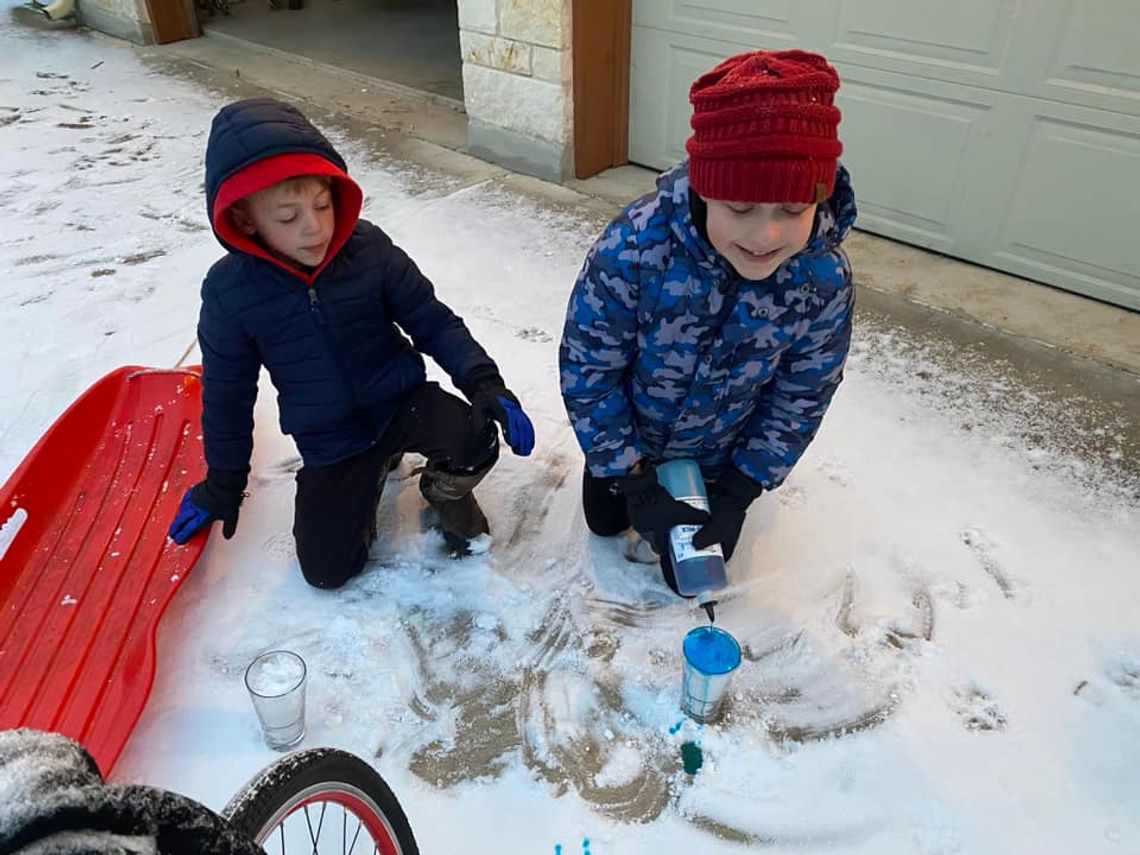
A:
<box><xmin>126</xmin><ymin>338</ymin><xmax>203</xmax><ymax>381</ymax></box>
<box><xmin>125</xmin><ymin>367</ymin><xmax>202</xmax><ymax>381</ymax></box>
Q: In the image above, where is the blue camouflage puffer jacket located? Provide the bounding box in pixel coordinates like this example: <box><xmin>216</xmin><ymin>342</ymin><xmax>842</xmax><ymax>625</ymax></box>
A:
<box><xmin>559</xmin><ymin>162</ymin><xmax>856</xmax><ymax>489</ymax></box>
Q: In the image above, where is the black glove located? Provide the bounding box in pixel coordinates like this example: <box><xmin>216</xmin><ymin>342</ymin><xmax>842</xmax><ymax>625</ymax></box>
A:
<box><xmin>691</xmin><ymin>466</ymin><xmax>763</xmax><ymax>561</ymax></box>
<box><xmin>467</xmin><ymin>376</ymin><xmax>535</xmax><ymax>456</ymax></box>
<box><xmin>170</xmin><ymin>467</ymin><xmax>247</xmax><ymax>544</ymax></box>
<box><xmin>616</xmin><ymin>462</ymin><xmax>709</xmax><ymax>541</ymax></box>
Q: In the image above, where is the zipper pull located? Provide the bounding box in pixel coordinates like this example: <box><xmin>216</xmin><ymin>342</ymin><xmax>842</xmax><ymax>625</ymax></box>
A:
<box><xmin>308</xmin><ymin>288</ymin><xmax>325</xmax><ymax>326</ymax></box>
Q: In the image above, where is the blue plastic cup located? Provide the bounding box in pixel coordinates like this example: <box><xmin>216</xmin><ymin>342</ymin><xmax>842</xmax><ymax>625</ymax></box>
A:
<box><xmin>681</xmin><ymin>626</ymin><xmax>742</xmax><ymax>723</ymax></box>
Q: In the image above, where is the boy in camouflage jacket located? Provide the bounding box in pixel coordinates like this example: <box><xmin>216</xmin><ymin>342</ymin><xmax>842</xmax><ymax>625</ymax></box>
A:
<box><xmin>559</xmin><ymin>50</ymin><xmax>855</xmax><ymax>595</ymax></box>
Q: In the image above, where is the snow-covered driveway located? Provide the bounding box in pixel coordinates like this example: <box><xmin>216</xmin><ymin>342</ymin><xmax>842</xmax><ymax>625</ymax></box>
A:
<box><xmin>2</xmin><ymin>19</ymin><xmax>1138</xmax><ymax>854</ymax></box>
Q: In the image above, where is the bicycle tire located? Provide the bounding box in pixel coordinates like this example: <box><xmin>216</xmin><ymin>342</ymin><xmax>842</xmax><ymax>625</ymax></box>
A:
<box><xmin>222</xmin><ymin>748</ymin><xmax>419</xmax><ymax>855</ymax></box>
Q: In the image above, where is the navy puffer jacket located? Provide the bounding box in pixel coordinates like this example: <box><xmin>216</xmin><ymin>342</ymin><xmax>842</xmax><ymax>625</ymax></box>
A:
<box><xmin>199</xmin><ymin>98</ymin><xmax>498</xmax><ymax>470</ymax></box>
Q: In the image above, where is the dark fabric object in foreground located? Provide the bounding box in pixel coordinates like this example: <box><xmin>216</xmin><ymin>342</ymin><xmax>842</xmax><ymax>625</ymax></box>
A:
<box><xmin>0</xmin><ymin>728</ymin><xmax>263</xmax><ymax>855</ymax></box>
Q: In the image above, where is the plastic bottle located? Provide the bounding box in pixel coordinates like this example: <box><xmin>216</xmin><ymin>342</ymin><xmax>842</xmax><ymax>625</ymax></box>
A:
<box><xmin>655</xmin><ymin>459</ymin><xmax>727</xmax><ymax>621</ymax></box>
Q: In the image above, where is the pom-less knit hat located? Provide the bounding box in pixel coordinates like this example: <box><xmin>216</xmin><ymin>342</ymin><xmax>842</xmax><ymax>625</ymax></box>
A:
<box><xmin>686</xmin><ymin>50</ymin><xmax>842</xmax><ymax>204</ymax></box>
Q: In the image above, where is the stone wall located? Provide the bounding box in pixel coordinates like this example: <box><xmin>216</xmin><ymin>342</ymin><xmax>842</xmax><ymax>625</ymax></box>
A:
<box><xmin>458</xmin><ymin>0</ymin><xmax>572</xmax><ymax>182</ymax></box>
<box><xmin>77</xmin><ymin>0</ymin><xmax>154</xmax><ymax>44</ymax></box>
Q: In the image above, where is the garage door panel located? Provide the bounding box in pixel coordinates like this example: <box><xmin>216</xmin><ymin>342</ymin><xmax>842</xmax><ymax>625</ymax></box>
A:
<box><xmin>663</xmin><ymin>44</ymin><xmax>732</xmax><ymax>163</ymax></box>
<box><xmin>634</xmin><ymin>0</ymin><xmax>798</xmax><ymax>51</ymax></box>
<box><xmin>833</xmin><ymin>0</ymin><xmax>1016</xmax><ymax>76</ymax></box>
<box><xmin>629</xmin><ymin>33</ymin><xmax>741</xmax><ymax>167</ymax></box>
<box><xmin>992</xmin><ymin>114</ymin><xmax>1140</xmax><ymax>308</ymax></box>
<box><xmin>1038</xmin><ymin>0</ymin><xmax>1140</xmax><ymax>112</ymax></box>
<box><xmin>839</xmin><ymin>79</ymin><xmax>990</xmax><ymax>249</ymax></box>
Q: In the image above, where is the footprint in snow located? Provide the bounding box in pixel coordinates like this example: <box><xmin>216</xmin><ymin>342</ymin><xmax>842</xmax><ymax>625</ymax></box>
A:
<box><xmin>1105</xmin><ymin>655</ymin><xmax>1140</xmax><ymax>699</ymax></box>
<box><xmin>262</xmin><ymin>532</ymin><xmax>297</xmax><ymax>562</ymax></box>
<box><xmin>959</xmin><ymin>525</ymin><xmax>1018</xmax><ymax>600</ymax></box>
<box><xmin>950</xmin><ymin>683</ymin><xmax>1007</xmax><ymax>732</ymax></box>
<box><xmin>776</xmin><ymin>483</ymin><xmax>807</xmax><ymax>508</ymax></box>
<box><xmin>515</xmin><ymin>326</ymin><xmax>553</xmax><ymax>343</ymax></box>
<box><xmin>816</xmin><ymin>456</ymin><xmax>852</xmax><ymax>486</ymax></box>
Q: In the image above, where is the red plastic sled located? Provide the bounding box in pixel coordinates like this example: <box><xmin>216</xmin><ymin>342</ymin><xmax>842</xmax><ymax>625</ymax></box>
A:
<box><xmin>0</xmin><ymin>366</ymin><xmax>208</xmax><ymax>775</ymax></box>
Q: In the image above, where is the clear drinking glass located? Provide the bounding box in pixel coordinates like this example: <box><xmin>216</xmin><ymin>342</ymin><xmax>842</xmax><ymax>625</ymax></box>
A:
<box><xmin>245</xmin><ymin>649</ymin><xmax>307</xmax><ymax>749</ymax></box>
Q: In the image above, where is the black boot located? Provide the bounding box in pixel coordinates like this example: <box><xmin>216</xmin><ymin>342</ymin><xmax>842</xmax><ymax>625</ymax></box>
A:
<box><xmin>419</xmin><ymin>463</ymin><xmax>491</xmax><ymax>555</ymax></box>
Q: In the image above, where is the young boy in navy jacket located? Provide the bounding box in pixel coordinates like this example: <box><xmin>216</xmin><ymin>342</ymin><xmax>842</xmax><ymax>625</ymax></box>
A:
<box><xmin>169</xmin><ymin>98</ymin><xmax>534</xmax><ymax>587</ymax></box>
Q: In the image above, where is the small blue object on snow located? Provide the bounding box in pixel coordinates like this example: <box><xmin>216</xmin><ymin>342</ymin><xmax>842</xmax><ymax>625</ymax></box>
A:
<box><xmin>680</xmin><ymin>625</ymin><xmax>742</xmax><ymax>724</ymax></box>
<box><xmin>680</xmin><ymin>740</ymin><xmax>704</xmax><ymax>774</ymax></box>
<box><xmin>553</xmin><ymin>839</ymin><xmax>594</xmax><ymax>854</ymax></box>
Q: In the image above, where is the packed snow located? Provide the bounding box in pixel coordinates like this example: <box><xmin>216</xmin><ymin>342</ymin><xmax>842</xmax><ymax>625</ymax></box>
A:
<box><xmin>245</xmin><ymin>652</ymin><xmax>305</xmax><ymax>698</ymax></box>
<box><xmin>2</xmin><ymin>18</ymin><xmax>1138</xmax><ymax>855</ymax></box>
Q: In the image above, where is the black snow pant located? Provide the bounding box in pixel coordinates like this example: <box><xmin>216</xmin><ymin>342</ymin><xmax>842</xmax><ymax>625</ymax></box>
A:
<box><xmin>581</xmin><ymin>465</ymin><xmax>682</xmax><ymax>596</ymax></box>
<box><xmin>293</xmin><ymin>382</ymin><xmax>499</xmax><ymax>589</ymax></box>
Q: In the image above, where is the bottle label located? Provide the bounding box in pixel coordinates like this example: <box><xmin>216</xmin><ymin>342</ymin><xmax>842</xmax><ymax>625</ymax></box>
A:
<box><xmin>670</xmin><ymin>494</ymin><xmax>723</xmax><ymax>563</ymax></box>
<box><xmin>671</xmin><ymin>524</ymin><xmax>724</xmax><ymax>563</ymax></box>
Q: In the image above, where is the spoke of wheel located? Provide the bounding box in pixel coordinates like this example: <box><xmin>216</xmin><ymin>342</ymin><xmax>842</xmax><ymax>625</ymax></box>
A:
<box><xmin>342</xmin><ymin>808</ymin><xmax>346</xmax><ymax>855</ymax></box>
<box><xmin>279</xmin><ymin>820</ymin><xmax>286</xmax><ymax>855</ymax></box>
<box><xmin>315</xmin><ymin>802</ymin><xmax>328</xmax><ymax>854</ymax></box>
<box><xmin>346</xmin><ymin>814</ymin><xmax>364</xmax><ymax>855</ymax></box>
<box><xmin>304</xmin><ymin>805</ymin><xmax>316</xmax><ymax>853</ymax></box>
<box><xmin>303</xmin><ymin>802</ymin><xmax>328</xmax><ymax>855</ymax></box>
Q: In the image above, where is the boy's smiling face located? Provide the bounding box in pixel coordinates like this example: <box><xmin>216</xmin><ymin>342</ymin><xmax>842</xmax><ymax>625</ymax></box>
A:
<box><xmin>704</xmin><ymin>199</ymin><xmax>816</xmax><ymax>281</ymax></box>
<box><xmin>232</xmin><ymin>177</ymin><xmax>335</xmax><ymax>268</ymax></box>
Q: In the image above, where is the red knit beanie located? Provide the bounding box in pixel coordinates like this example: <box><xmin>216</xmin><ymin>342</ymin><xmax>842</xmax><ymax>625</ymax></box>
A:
<box><xmin>686</xmin><ymin>50</ymin><xmax>842</xmax><ymax>204</ymax></box>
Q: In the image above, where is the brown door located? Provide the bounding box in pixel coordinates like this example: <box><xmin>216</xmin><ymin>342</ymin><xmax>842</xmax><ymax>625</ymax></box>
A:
<box><xmin>572</xmin><ymin>0</ymin><xmax>631</xmax><ymax>179</ymax></box>
<box><xmin>146</xmin><ymin>0</ymin><xmax>200</xmax><ymax>44</ymax></box>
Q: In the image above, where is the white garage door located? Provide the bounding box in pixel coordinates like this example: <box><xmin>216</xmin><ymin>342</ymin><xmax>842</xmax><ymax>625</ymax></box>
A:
<box><xmin>630</xmin><ymin>0</ymin><xmax>1140</xmax><ymax>311</ymax></box>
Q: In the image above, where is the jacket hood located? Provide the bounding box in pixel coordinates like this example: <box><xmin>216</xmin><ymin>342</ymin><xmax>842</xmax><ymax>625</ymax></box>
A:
<box><xmin>657</xmin><ymin>161</ymin><xmax>856</xmax><ymax>274</ymax></box>
<box><xmin>204</xmin><ymin>98</ymin><xmax>363</xmax><ymax>283</ymax></box>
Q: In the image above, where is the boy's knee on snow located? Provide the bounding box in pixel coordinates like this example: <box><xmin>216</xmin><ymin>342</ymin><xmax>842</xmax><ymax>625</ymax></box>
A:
<box><xmin>300</xmin><ymin>564</ymin><xmax>356</xmax><ymax>590</ymax></box>
<box><xmin>297</xmin><ymin>542</ymin><xmax>367</xmax><ymax>590</ymax></box>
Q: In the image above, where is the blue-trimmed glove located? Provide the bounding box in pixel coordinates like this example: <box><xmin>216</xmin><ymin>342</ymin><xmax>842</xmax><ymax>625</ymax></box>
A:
<box><xmin>168</xmin><ymin>467</ymin><xmax>248</xmax><ymax>544</ymax></box>
<box><xmin>469</xmin><ymin>378</ymin><xmax>535</xmax><ymax>456</ymax></box>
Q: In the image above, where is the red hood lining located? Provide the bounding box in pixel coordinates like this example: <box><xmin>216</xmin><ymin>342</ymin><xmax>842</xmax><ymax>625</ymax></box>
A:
<box><xmin>211</xmin><ymin>153</ymin><xmax>363</xmax><ymax>285</ymax></box>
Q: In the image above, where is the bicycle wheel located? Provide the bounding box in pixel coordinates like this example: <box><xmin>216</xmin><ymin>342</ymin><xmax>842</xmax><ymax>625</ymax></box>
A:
<box><xmin>223</xmin><ymin>748</ymin><xmax>419</xmax><ymax>855</ymax></box>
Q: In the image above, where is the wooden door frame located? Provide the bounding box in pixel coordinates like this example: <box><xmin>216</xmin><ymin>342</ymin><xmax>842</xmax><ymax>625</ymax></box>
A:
<box><xmin>571</xmin><ymin>0</ymin><xmax>632</xmax><ymax>179</ymax></box>
<box><xmin>144</xmin><ymin>0</ymin><xmax>200</xmax><ymax>44</ymax></box>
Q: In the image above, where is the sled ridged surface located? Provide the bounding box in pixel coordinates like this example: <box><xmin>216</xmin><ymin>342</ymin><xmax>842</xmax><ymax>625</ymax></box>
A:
<box><xmin>0</xmin><ymin>366</ymin><xmax>207</xmax><ymax>775</ymax></box>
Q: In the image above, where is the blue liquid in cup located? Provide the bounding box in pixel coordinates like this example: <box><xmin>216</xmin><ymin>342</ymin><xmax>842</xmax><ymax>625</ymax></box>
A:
<box><xmin>681</xmin><ymin>626</ymin><xmax>742</xmax><ymax>723</ymax></box>
<box><xmin>683</xmin><ymin>626</ymin><xmax>742</xmax><ymax>674</ymax></box>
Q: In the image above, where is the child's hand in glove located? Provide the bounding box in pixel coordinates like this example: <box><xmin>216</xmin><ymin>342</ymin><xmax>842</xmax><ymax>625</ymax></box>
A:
<box><xmin>691</xmin><ymin>466</ymin><xmax>763</xmax><ymax>561</ymax></box>
<box><xmin>468</xmin><ymin>378</ymin><xmax>535</xmax><ymax>456</ymax></box>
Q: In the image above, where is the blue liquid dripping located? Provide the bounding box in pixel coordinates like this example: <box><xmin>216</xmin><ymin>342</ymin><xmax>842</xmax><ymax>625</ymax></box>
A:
<box><xmin>668</xmin><ymin>720</ymin><xmax>684</xmax><ymax>735</ymax></box>
<box><xmin>555</xmin><ymin>846</ymin><xmax>562</xmax><ymax>855</ymax></box>
<box><xmin>683</xmin><ymin>626</ymin><xmax>741</xmax><ymax>675</ymax></box>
